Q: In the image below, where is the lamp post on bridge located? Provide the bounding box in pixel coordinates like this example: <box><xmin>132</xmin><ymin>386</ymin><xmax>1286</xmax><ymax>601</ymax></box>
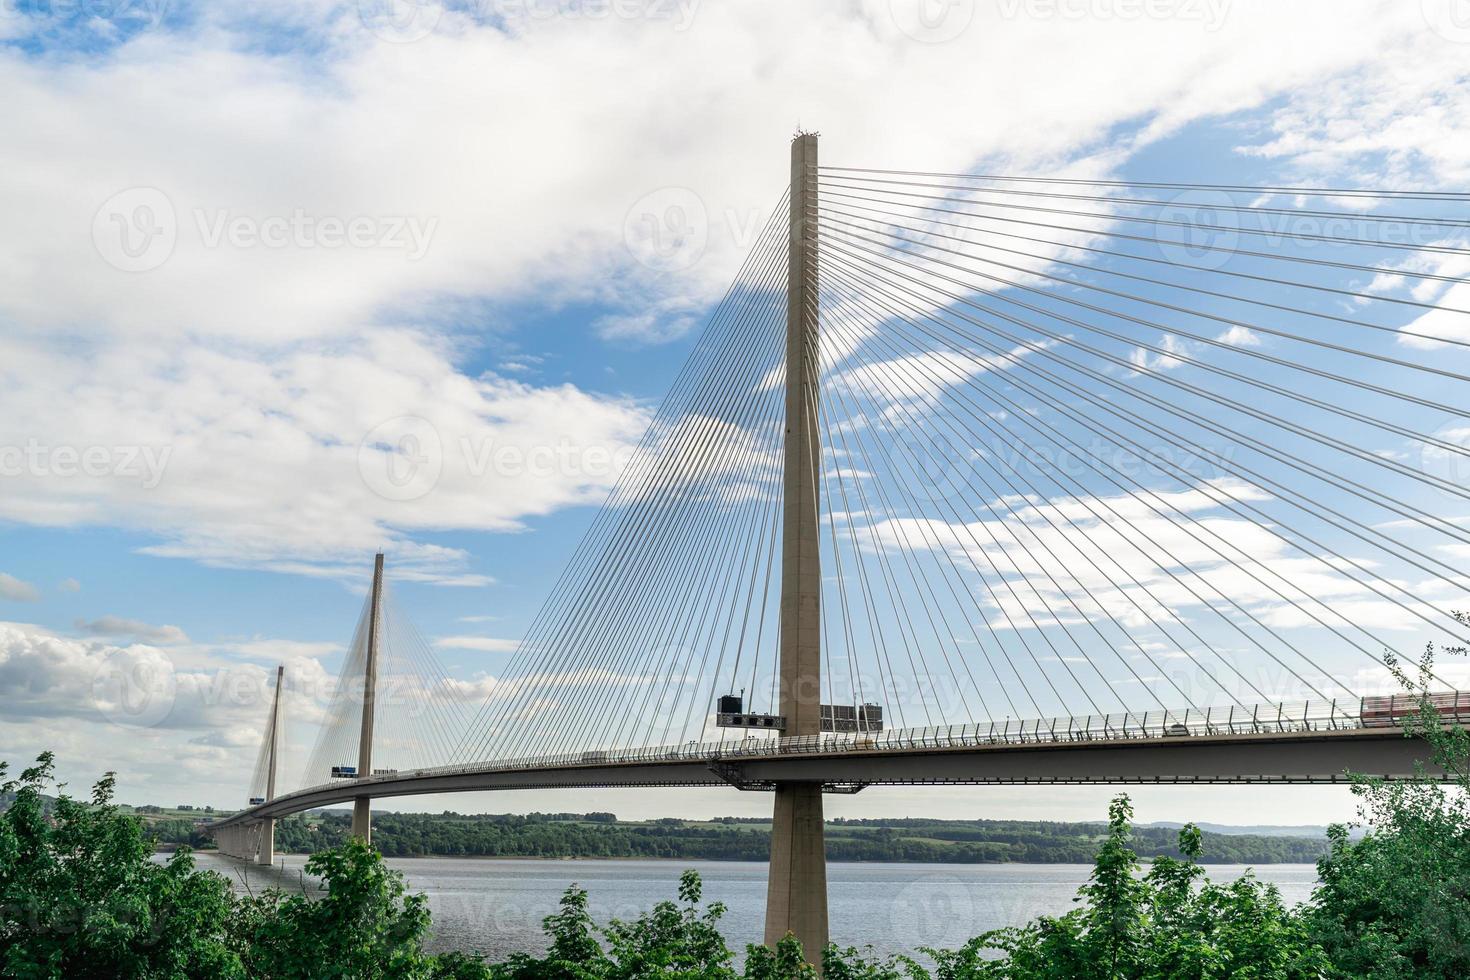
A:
<box><xmin>352</xmin><ymin>552</ymin><xmax>385</xmax><ymax>841</ymax></box>
<box><xmin>764</xmin><ymin>130</ymin><xmax>830</xmax><ymax>961</ymax></box>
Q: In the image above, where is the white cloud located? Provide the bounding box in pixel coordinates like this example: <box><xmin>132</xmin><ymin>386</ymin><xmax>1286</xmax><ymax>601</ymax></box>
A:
<box><xmin>0</xmin><ymin>329</ymin><xmax>648</xmax><ymax>582</ymax></box>
<box><xmin>76</xmin><ymin>616</ymin><xmax>190</xmax><ymax>645</ymax></box>
<box><xmin>433</xmin><ymin>635</ymin><xmax>520</xmax><ymax>653</ymax></box>
<box><xmin>0</xmin><ymin>573</ymin><xmax>40</xmax><ymax>602</ymax></box>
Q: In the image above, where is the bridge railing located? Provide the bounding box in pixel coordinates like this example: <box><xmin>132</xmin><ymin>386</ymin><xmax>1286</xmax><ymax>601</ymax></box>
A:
<box><xmin>305</xmin><ymin>695</ymin><xmax>1447</xmax><ymax>796</ymax></box>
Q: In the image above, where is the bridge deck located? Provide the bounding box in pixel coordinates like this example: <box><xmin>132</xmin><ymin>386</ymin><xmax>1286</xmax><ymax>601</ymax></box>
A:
<box><xmin>209</xmin><ymin>717</ymin><xmax>1440</xmax><ymax>832</ymax></box>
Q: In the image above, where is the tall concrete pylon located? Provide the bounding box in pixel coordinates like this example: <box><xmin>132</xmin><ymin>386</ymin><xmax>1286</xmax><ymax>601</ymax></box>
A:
<box><xmin>352</xmin><ymin>552</ymin><xmax>385</xmax><ymax>841</ymax></box>
<box><xmin>257</xmin><ymin>664</ymin><xmax>285</xmax><ymax>865</ymax></box>
<box><xmin>764</xmin><ymin>131</ymin><xmax>829</xmax><ymax>963</ymax></box>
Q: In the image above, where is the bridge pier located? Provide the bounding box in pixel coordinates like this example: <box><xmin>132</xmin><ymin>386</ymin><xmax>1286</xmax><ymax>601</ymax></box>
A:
<box><xmin>763</xmin><ymin>131</ymin><xmax>829</xmax><ymax>966</ymax></box>
<box><xmin>765</xmin><ymin>783</ymin><xmax>828</xmax><ymax>955</ymax></box>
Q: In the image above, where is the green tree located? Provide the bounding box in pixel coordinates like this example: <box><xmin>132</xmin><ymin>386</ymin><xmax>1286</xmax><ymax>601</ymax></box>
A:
<box><xmin>236</xmin><ymin>835</ymin><xmax>472</xmax><ymax>979</ymax></box>
<box><xmin>0</xmin><ymin>752</ymin><xmax>243</xmax><ymax>979</ymax></box>
<box><xmin>1304</xmin><ymin>628</ymin><xmax>1470</xmax><ymax>979</ymax></box>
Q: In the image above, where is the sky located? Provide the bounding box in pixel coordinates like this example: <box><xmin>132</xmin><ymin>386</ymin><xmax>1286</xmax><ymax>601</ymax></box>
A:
<box><xmin>2</xmin><ymin>0</ymin><xmax>1470</xmax><ymax>826</ymax></box>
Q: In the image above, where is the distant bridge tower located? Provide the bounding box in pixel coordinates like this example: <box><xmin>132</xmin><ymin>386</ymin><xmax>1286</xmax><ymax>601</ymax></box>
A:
<box><xmin>352</xmin><ymin>552</ymin><xmax>385</xmax><ymax>841</ymax></box>
<box><xmin>257</xmin><ymin>664</ymin><xmax>285</xmax><ymax>866</ymax></box>
<box><xmin>764</xmin><ymin>131</ymin><xmax>829</xmax><ymax>961</ymax></box>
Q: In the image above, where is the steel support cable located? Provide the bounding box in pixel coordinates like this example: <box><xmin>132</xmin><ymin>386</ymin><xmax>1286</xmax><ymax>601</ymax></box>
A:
<box><xmin>810</xmin><ymin>293</ymin><xmax>995</xmax><ymax>722</ymax></box>
<box><xmin>806</xmin><ymin>345</ymin><xmax>949</xmax><ymax>728</ymax></box>
<box><xmin>563</xmin><ymin>270</ymin><xmax>789</xmax><ymax>756</ymax></box>
<box><xmin>455</xmin><ymin>195</ymin><xmax>792</xmax><ymax>760</ymax></box>
<box><xmin>818</xmin><ymin>176</ymin><xmax>1470</xmax><ymax>256</ymax></box>
<box><xmin>818</xmin><ymin>167</ymin><xmax>1470</xmax><ymax>203</ymax></box>
<box><xmin>821</xmin><ymin>197</ymin><xmax>1470</xmax><ymax>354</ymax></box>
<box><xmin>818</xmin><ymin>214</ymin><xmax>1470</xmax><ymax>491</ymax></box>
<box><xmin>817</xmin><ymin>174</ymin><xmax>1470</xmax><ymax>230</ymax></box>
<box><xmin>817</xmin><ymin>394</ymin><xmax>920</xmax><ymax>727</ymax></box>
<box><xmin>821</xmin><ymin>301</ymin><xmax>1189</xmax><ymax>716</ymax></box>
<box><xmin>811</xmin><ymin>288</ymin><xmax>1006</xmax><ymax>724</ymax></box>
<box><xmin>817</xmin><ymin>185</ymin><xmax>1470</xmax><ymax>290</ymax></box>
<box><xmin>820</xmin><ymin>212</ymin><xmax>1470</xmax><ymax>409</ymax></box>
<box><xmin>820</xmin><ymin>250</ymin><xmax>1466</xmax><ymax>674</ymax></box>
<box><xmin>510</xmin><ymin>269</ymin><xmax>789</xmax><ymax>760</ymax></box>
<box><xmin>675</xmin><ymin>448</ymin><xmax>787</xmax><ymax>744</ymax></box>
<box><xmin>630</xmin><ymin>387</ymin><xmax>789</xmax><ymax>752</ymax></box>
<box><xmin>303</xmin><ymin>595</ymin><xmax>372</xmax><ymax>786</ymax></box>
<box><xmin>379</xmin><ymin>584</ymin><xmax>459</xmax><ymax>764</ymax></box>
<box><xmin>732</xmin><ymin>491</ymin><xmax>781</xmax><ymax>717</ymax></box>
<box><xmin>384</xmin><ymin>585</ymin><xmax>470</xmax><ymax>766</ymax></box>
<box><xmin>821</xmin><ymin>256</ymin><xmax>1368</xmax><ymax>701</ymax></box>
<box><xmin>814</xmin><ymin>294</ymin><xmax>1101</xmax><ymax>717</ymax></box>
<box><xmin>819</xmin><ymin>245</ymin><xmax>1470</xmax><ymax>604</ymax></box>
<box><xmin>821</xmin><ymin>230</ymin><xmax>1470</xmax><ymax>537</ymax></box>
<box><xmin>515</xmin><ymin>255</ymin><xmax>790</xmax><ymax>760</ymax></box>
<box><xmin>820</xmin><ymin>208</ymin><xmax>1470</xmax><ymax>469</ymax></box>
<box><xmin>466</xmin><ymin>220</ymin><xmax>791</xmax><ymax>761</ymax></box>
<box><xmin>821</xmin><ymin>265</ymin><xmax>1285</xmax><ymax>705</ymax></box>
<box><xmin>821</xmin><ymin>241</ymin><xmax>1470</xmax><ymax>631</ymax></box>
<box><xmin>821</xmin><ymin>285</ymin><xmax>1175</xmax><ymax>716</ymax></box>
<box><xmin>816</xmin><ymin>435</ymin><xmax>880</xmax><ymax>723</ymax></box>
<box><xmin>820</xmin><ymin>282</ymin><xmax>1257</xmax><ymax>710</ymax></box>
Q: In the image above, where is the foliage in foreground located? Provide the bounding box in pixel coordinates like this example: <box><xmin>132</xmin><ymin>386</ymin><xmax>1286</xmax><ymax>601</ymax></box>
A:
<box><xmin>2</xmin><ymin>635</ymin><xmax>1468</xmax><ymax>978</ymax></box>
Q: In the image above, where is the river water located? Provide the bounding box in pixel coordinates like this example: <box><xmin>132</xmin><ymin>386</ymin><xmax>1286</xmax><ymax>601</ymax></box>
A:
<box><xmin>178</xmin><ymin>852</ymin><xmax>1320</xmax><ymax>962</ymax></box>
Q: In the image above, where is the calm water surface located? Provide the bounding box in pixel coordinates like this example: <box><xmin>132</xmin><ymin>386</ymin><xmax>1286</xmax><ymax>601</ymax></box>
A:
<box><xmin>181</xmin><ymin>853</ymin><xmax>1319</xmax><ymax>961</ymax></box>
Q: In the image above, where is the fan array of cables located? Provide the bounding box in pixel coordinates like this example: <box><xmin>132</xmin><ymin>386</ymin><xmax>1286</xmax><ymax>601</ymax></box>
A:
<box><xmin>298</xmin><ymin>579</ymin><xmax>470</xmax><ymax>789</ymax></box>
<box><xmin>420</xmin><ymin>165</ymin><xmax>1470</xmax><ymax>766</ymax></box>
<box><xmin>247</xmin><ymin>671</ymin><xmax>282</xmax><ymax>804</ymax></box>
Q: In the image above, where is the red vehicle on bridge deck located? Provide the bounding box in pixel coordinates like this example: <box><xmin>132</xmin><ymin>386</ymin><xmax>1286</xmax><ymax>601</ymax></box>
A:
<box><xmin>1361</xmin><ymin>692</ymin><xmax>1470</xmax><ymax>728</ymax></box>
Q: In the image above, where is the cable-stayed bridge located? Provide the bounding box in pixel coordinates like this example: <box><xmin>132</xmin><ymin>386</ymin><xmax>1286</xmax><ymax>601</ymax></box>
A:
<box><xmin>209</xmin><ymin>134</ymin><xmax>1470</xmax><ymax>962</ymax></box>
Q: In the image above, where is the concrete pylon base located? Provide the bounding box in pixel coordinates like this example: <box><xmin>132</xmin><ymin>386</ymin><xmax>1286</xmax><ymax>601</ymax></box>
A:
<box><xmin>764</xmin><ymin>782</ymin><xmax>828</xmax><ymax>966</ymax></box>
<box><xmin>256</xmin><ymin>817</ymin><xmax>275</xmax><ymax>865</ymax></box>
<box><xmin>351</xmin><ymin>797</ymin><xmax>371</xmax><ymax>842</ymax></box>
